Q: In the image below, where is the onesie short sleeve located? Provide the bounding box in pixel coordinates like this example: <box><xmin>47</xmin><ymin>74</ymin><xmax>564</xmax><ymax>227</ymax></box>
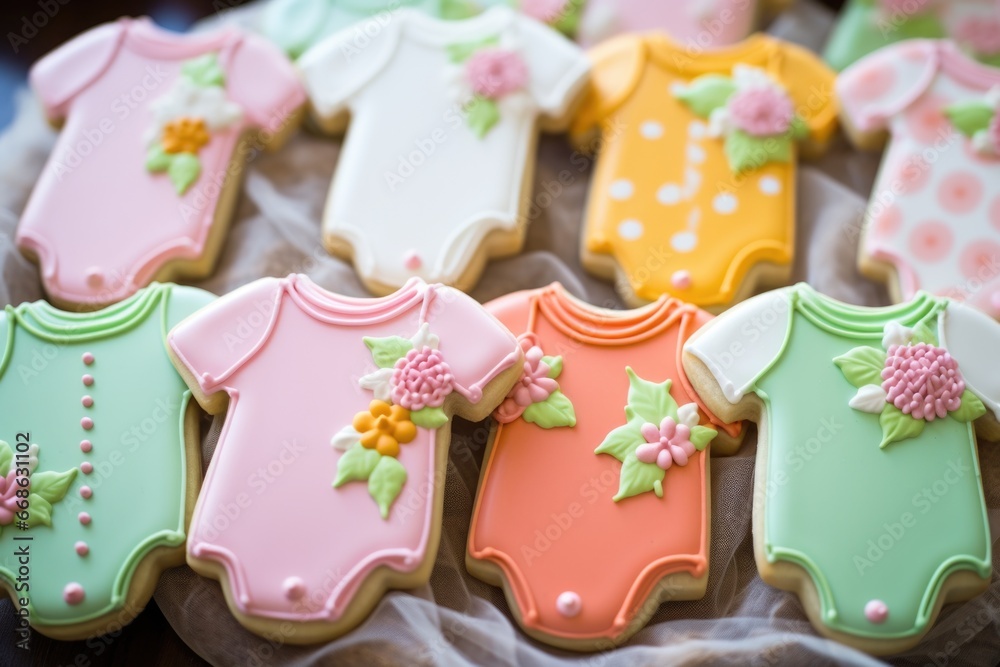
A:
<box><xmin>514</xmin><ymin>15</ymin><xmax>591</xmax><ymax>117</ymax></box>
<box><xmin>836</xmin><ymin>40</ymin><xmax>939</xmax><ymax>134</ymax></box>
<box><xmin>29</xmin><ymin>20</ymin><xmax>124</xmax><ymax>121</ymax></box>
<box><xmin>226</xmin><ymin>34</ymin><xmax>306</xmax><ymax>128</ymax></box>
<box><xmin>168</xmin><ymin>277</ymin><xmax>283</xmax><ymax>394</ymax></box>
<box><xmin>569</xmin><ymin>34</ymin><xmax>645</xmax><ymax>141</ymax></box>
<box><xmin>427</xmin><ymin>286</ymin><xmax>518</xmax><ymax>402</ymax></box>
<box><xmin>776</xmin><ymin>41</ymin><xmax>840</xmax><ymax>147</ymax></box>
<box><xmin>684</xmin><ymin>288</ymin><xmax>793</xmax><ymax>403</ymax></box>
<box><xmin>941</xmin><ymin>300</ymin><xmax>1000</xmax><ymax>421</ymax></box>
<box><xmin>163</xmin><ymin>285</ymin><xmax>217</xmax><ymax>332</ymax></box>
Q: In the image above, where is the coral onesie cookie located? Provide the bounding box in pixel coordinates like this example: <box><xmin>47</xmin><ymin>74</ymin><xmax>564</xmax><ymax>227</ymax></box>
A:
<box><xmin>571</xmin><ymin>34</ymin><xmax>837</xmax><ymax>311</ymax></box>
<box><xmin>577</xmin><ymin>0</ymin><xmax>788</xmax><ymax>48</ymax></box>
<box><xmin>683</xmin><ymin>284</ymin><xmax>1000</xmax><ymax>655</ymax></box>
<box><xmin>167</xmin><ymin>274</ymin><xmax>521</xmax><ymax>643</ymax></box>
<box><xmin>839</xmin><ymin>40</ymin><xmax>1000</xmax><ymax>317</ymax></box>
<box><xmin>17</xmin><ymin>17</ymin><xmax>305</xmax><ymax>310</ymax></box>
<box><xmin>467</xmin><ymin>283</ymin><xmax>742</xmax><ymax>650</ymax></box>
<box><xmin>297</xmin><ymin>7</ymin><xmax>590</xmax><ymax>295</ymax></box>
<box><xmin>824</xmin><ymin>0</ymin><xmax>1000</xmax><ymax>72</ymax></box>
<box><xmin>0</xmin><ymin>283</ymin><xmax>213</xmax><ymax>640</ymax></box>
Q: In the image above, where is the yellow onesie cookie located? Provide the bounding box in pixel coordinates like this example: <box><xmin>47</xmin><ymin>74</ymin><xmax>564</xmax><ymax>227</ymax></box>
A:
<box><xmin>572</xmin><ymin>33</ymin><xmax>838</xmax><ymax>311</ymax></box>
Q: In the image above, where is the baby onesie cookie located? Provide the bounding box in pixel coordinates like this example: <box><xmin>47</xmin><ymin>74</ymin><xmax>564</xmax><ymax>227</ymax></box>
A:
<box><xmin>0</xmin><ymin>283</ymin><xmax>214</xmax><ymax>640</ymax></box>
<box><xmin>577</xmin><ymin>0</ymin><xmax>788</xmax><ymax>48</ymax></box>
<box><xmin>571</xmin><ymin>34</ymin><xmax>837</xmax><ymax>311</ymax></box>
<box><xmin>297</xmin><ymin>7</ymin><xmax>590</xmax><ymax>295</ymax></box>
<box><xmin>18</xmin><ymin>17</ymin><xmax>305</xmax><ymax>310</ymax></box>
<box><xmin>838</xmin><ymin>40</ymin><xmax>1000</xmax><ymax>316</ymax></box>
<box><xmin>824</xmin><ymin>0</ymin><xmax>1000</xmax><ymax>73</ymax></box>
<box><xmin>167</xmin><ymin>274</ymin><xmax>521</xmax><ymax>643</ymax></box>
<box><xmin>683</xmin><ymin>283</ymin><xmax>1000</xmax><ymax>655</ymax></box>
<box><xmin>467</xmin><ymin>283</ymin><xmax>742</xmax><ymax>651</ymax></box>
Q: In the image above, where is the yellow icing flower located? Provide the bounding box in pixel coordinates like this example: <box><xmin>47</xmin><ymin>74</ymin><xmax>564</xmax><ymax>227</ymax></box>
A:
<box><xmin>352</xmin><ymin>400</ymin><xmax>417</xmax><ymax>457</ymax></box>
<box><xmin>161</xmin><ymin>117</ymin><xmax>210</xmax><ymax>154</ymax></box>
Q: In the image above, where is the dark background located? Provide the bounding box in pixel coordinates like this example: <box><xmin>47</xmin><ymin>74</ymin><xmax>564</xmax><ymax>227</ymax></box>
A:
<box><xmin>0</xmin><ymin>0</ymin><xmax>844</xmax><ymax>664</ymax></box>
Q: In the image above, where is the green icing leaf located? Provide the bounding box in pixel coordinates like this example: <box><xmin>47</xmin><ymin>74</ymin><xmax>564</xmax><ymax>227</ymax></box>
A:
<box><xmin>25</xmin><ymin>495</ymin><xmax>52</xmax><ymax>528</ymax></box>
<box><xmin>690</xmin><ymin>425</ymin><xmax>717</xmax><ymax>452</ymax></box>
<box><xmin>879</xmin><ymin>403</ymin><xmax>925</xmax><ymax>448</ymax></box>
<box><xmin>951</xmin><ymin>390</ymin><xmax>987</xmax><ymax>423</ymax></box>
<box><xmin>446</xmin><ymin>36</ymin><xmax>500</xmax><ymax>63</ymax></box>
<box><xmin>613</xmin><ymin>455</ymin><xmax>666</xmax><ymax>502</ymax></box>
<box><xmin>725</xmin><ymin>129</ymin><xmax>793</xmax><ymax>174</ymax></box>
<box><xmin>542</xmin><ymin>355</ymin><xmax>563</xmax><ymax>380</ymax></box>
<box><xmin>523</xmin><ymin>390</ymin><xmax>576</xmax><ymax>429</ymax></box>
<box><xmin>0</xmin><ymin>441</ymin><xmax>11</xmax><ymax>478</ymax></box>
<box><xmin>440</xmin><ymin>0</ymin><xmax>481</xmax><ymax>20</ymax></box>
<box><xmin>834</xmin><ymin>346</ymin><xmax>887</xmax><ymax>388</ymax></box>
<box><xmin>333</xmin><ymin>442</ymin><xmax>381</xmax><ymax>487</ymax></box>
<box><xmin>551</xmin><ymin>0</ymin><xmax>584</xmax><ymax>36</ymax></box>
<box><xmin>623</xmin><ymin>367</ymin><xmax>676</xmax><ymax>424</ymax></box>
<box><xmin>167</xmin><ymin>152</ymin><xmax>201</xmax><ymax>195</ymax></box>
<box><xmin>673</xmin><ymin>74</ymin><xmax>736</xmax><ymax>118</ymax></box>
<box><xmin>182</xmin><ymin>53</ymin><xmax>225</xmax><ymax>87</ymax></box>
<box><xmin>944</xmin><ymin>101</ymin><xmax>994</xmax><ymax>138</ymax></box>
<box><xmin>893</xmin><ymin>14</ymin><xmax>946</xmax><ymax>41</ymax></box>
<box><xmin>467</xmin><ymin>96</ymin><xmax>500</xmax><ymax>139</ymax></box>
<box><xmin>369</xmin><ymin>456</ymin><xmax>407</xmax><ymax>520</ymax></box>
<box><xmin>411</xmin><ymin>406</ymin><xmax>448</xmax><ymax>430</ymax></box>
<box><xmin>363</xmin><ymin>336</ymin><xmax>413</xmax><ymax>368</ymax></box>
<box><xmin>594</xmin><ymin>421</ymin><xmax>644</xmax><ymax>462</ymax></box>
<box><xmin>30</xmin><ymin>469</ymin><xmax>77</xmax><ymax>505</ymax></box>
<box><xmin>980</xmin><ymin>53</ymin><xmax>1000</xmax><ymax>69</ymax></box>
<box><xmin>145</xmin><ymin>145</ymin><xmax>173</xmax><ymax>173</ymax></box>
<box><xmin>910</xmin><ymin>321</ymin><xmax>938</xmax><ymax>346</ymax></box>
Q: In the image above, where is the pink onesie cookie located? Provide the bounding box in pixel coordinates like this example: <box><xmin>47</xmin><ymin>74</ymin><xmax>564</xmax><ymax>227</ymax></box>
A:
<box><xmin>167</xmin><ymin>274</ymin><xmax>521</xmax><ymax>642</ymax></box>
<box><xmin>18</xmin><ymin>17</ymin><xmax>305</xmax><ymax>309</ymax></box>
<box><xmin>838</xmin><ymin>40</ymin><xmax>1000</xmax><ymax>316</ymax></box>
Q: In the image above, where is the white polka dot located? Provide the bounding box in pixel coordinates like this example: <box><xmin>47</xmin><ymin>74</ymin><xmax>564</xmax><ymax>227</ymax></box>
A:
<box><xmin>759</xmin><ymin>176</ymin><xmax>782</xmax><ymax>196</ymax></box>
<box><xmin>713</xmin><ymin>193</ymin><xmax>738</xmax><ymax>215</ymax></box>
<box><xmin>687</xmin><ymin>144</ymin><xmax>706</xmax><ymax>164</ymax></box>
<box><xmin>687</xmin><ymin>207</ymin><xmax>701</xmax><ymax>228</ymax></box>
<box><xmin>609</xmin><ymin>179</ymin><xmax>634</xmax><ymax>200</ymax></box>
<box><xmin>618</xmin><ymin>219</ymin><xmax>644</xmax><ymax>240</ymax></box>
<box><xmin>657</xmin><ymin>184</ymin><xmax>682</xmax><ymax>205</ymax></box>
<box><xmin>640</xmin><ymin>121</ymin><xmax>663</xmax><ymax>139</ymax></box>
<box><xmin>684</xmin><ymin>167</ymin><xmax>701</xmax><ymax>193</ymax></box>
<box><xmin>671</xmin><ymin>231</ymin><xmax>698</xmax><ymax>253</ymax></box>
<box><xmin>688</xmin><ymin>121</ymin><xmax>707</xmax><ymax>139</ymax></box>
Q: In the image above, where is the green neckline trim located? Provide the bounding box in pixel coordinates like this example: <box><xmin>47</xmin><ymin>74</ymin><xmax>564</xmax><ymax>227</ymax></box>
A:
<box><xmin>794</xmin><ymin>284</ymin><xmax>942</xmax><ymax>339</ymax></box>
<box><xmin>11</xmin><ymin>284</ymin><xmax>166</xmax><ymax>343</ymax></box>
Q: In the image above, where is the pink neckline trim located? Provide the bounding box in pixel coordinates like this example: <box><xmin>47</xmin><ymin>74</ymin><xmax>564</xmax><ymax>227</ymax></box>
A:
<box><xmin>121</xmin><ymin>16</ymin><xmax>241</xmax><ymax>59</ymax></box>
<box><xmin>286</xmin><ymin>274</ymin><xmax>428</xmax><ymax>326</ymax></box>
<box><xmin>939</xmin><ymin>40</ymin><xmax>1000</xmax><ymax>89</ymax></box>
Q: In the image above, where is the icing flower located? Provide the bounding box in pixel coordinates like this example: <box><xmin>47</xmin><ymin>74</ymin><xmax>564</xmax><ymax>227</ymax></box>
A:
<box><xmin>0</xmin><ymin>471</ymin><xmax>20</xmax><ymax>526</ymax></box>
<box><xmin>520</xmin><ymin>0</ymin><xmax>568</xmax><ymax>22</ymax></box>
<box><xmin>465</xmin><ymin>48</ymin><xmax>529</xmax><ymax>99</ymax></box>
<box><xmin>946</xmin><ymin>87</ymin><xmax>1000</xmax><ymax>157</ymax></box>
<box><xmin>161</xmin><ymin>117</ymin><xmax>210</xmax><ymax>154</ymax></box>
<box><xmin>494</xmin><ymin>338</ymin><xmax>559</xmax><ymax>424</ymax></box>
<box><xmin>635</xmin><ymin>417</ymin><xmax>697</xmax><ymax>470</ymax></box>
<box><xmin>881</xmin><ymin>343</ymin><xmax>964</xmax><ymax>421</ymax></box>
<box><xmin>726</xmin><ymin>86</ymin><xmax>795</xmax><ymax>137</ymax></box>
<box><xmin>390</xmin><ymin>347</ymin><xmax>455</xmax><ymax>411</ymax></box>
<box><xmin>352</xmin><ymin>400</ymin><xmax>417</xmax><ymax>458</ymax></box>
<box><xmin>954</xmin><ymin>18</ymin><xmax>1000</xmax><ymax>56</ymax></box>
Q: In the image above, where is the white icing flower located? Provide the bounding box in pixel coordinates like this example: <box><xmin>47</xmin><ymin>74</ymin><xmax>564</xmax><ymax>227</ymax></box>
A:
<box><xmin>410</xmin><ymin>322</ymin><xmax>439</xmax><ymax>351</ymax></box>
<box><xmin>732</xmin><ymin>65</ymin><xmax>782</xmax><ymax>93</ymax></box>
<box><xmin>331</xmin><ymin>426</ymin><xmax>363</xmax><ymax>450</ymax></box>
<box><xmin>849</xmin><ymin>384</ymin><xmax>888</xmax><ymax>414</ymax></box>
<box><xmin>146</xmin><ymin>78</ymin><xmax>243</xmax><ymax>144</ymax></box>
<box><xmin>25</xmin><ymin>443</ymin><xmax>39</xmax><ymax>475</ymax></box>
<box><xmin>984</xmin><ymin>85</ymin><xmax>1000</xmax><ymax>108</ymax></box>
<box><xmin>707</xmin><ymin>106</ymin><xmax>730</xmax><ymax>138</ymax></box>
<box><xmin>882</xmin><ymin>321</ymin><xmax>913</xmax><ymax>349</ymax></box>
<box><xmin>676</xmin><ymin>403</ymin><xmax>701</xmax><ymax>429</ymax></box>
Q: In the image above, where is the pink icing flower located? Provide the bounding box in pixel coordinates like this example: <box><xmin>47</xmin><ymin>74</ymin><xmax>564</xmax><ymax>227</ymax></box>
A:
<box><xmin>955</xmin><ymin>18</ymin><xmax>1000</xmax><ymax>56</ymax></box>
<box><xmin>465</xmin><ymin>49</ymin><xmax>528</xmax><ymax>99</ymax></box>
<box><xmin>635</xmin><ymin>417</ymin><xmax>697</xmax><ymax>471</ymax></box>
<box><xmin>727</xmin><ymin>86</ymin><xmax>795</xmax><ymax>137</ymax></box>
<box><xmin>0</xmin><ymin>471</ymin><xmax>21</xmax><ymax>526</ymax></box>
<box><xmin>520</xmin><ymin>0</ymin><xmax>568</xmax><ymax>23</ymax></box>
<box><xmin>494</xmin><ymin>337</ymin><xmax>558</xmax><ymax>424</ymax></box>
<box><xmin>390</xmin><ymin>347</ymin><xmax>455</xmax><ymax>411</ymax></box>
<box><xmin>881</xmin><ymin>343</ymin><xmax>965</xmax><ymax>421</ymax></box>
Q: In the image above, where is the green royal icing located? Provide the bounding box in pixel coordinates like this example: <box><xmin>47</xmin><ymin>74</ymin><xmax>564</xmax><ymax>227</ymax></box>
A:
<box><xmin>520</xmin><ymin>353</ymin><xmax>575</xmax><ymax>429</ymax></box>
<box><xmin>823</xmin><ymin>0</ymin><xmax>945</xmax><ymax>71</ymax></box>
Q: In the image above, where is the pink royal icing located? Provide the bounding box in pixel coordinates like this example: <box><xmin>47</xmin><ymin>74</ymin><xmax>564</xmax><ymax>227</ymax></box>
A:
<box><xmin>0</xmin><ymin>471</ymin><xmax>20</xmax><ymax>525</ymax></box>
<box><xmin>390</xmin><ymin>348</ymin><xmax>455</xmax><ymax>411</ymax></box>
<box><xmin>493</xmin><ymin>336</ymin><xmax>558</xmax><ymax>424</ymax></box>
<box><xmin>881</xmin><ymin>343</ymin><xmax>964</xmax><ymax>421</ymax></box>
<box><xmin>635</xmin><ymin>417</ymin><xmax>697</xmax><ymax>470</ymax></box>
<box><xmin>728</xmin><ymin>86</ymin><xmax>795</xmax><ymax>137</ymax></box>
<box><xmin>465</xmin><ymin>49</ymin><xmax>529</xmax><ymax>99</ymax></box>
<box><xmin>63</xmin><ymin>582</ymin><xmax>85</xmax><ymax>605</ymax></box>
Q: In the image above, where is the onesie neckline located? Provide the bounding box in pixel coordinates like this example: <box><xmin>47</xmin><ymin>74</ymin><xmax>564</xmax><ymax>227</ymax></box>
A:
<box><xmin>645</xmin><ymin>31</ymin><xmax>777</xmax><ymax>75</ymax></box>
<box><xmin>535</xmin><ymin>282</ymin><xmax>687</xmax><ymax>345</ymax></box>
<box><xmin>795</xmin><ymin>284</ymin><xmax>941</xmax><ymax>339</ymax></box>
<box><xmin>285</xmin><ymin>274</ymin><xmax>429</xmax><ymax>326</ymax></box>
<box><xmin>403</xmin><ymin>5</ymin><xmax>516</xmax><ymax>48</ymax></box>
<box><xmin>938</xmin><ymin>40</ymin><xmax>1000</xmax><ymax>90</ymax></box>
<box><xmin>121</xmin><ymin>16</ymin><xmax>242</xmax><ymax>59</ymax></box>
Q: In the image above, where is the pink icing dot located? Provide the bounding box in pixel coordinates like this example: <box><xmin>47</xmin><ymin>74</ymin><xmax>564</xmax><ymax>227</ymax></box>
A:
<box><xmin>75</xmin><ymin>541</ymin><xmax>89</xmax><ymax>556</ymax></box>
<box><xmin>871</xmin><ymin>204</ymin><xmax>902</xmax><ymax>239</ymax></box>
<box><xmin>284</xmin><ymin>576</ymin><xmax>306</xmax><ymax>601</ymax></box>
<box><xmin>78</xmin><ymin>512</ymin><xmax>91</xmax><ymax>525</ymax></box>
<box><xmin>63</xmin><ymin>583</ymin><xmax>85</xmax><ymax>605</ymax></box>
<box><xmin>82</xmin><ymin>374</ymin><xmax>94</xmax><ymax>387</ymax></box>
<box><xmin>82</xmin><ymin>352</ymin><xmax>94</xmax><ymax>365</ymax></box>
<box><xmin>908</xmin><ymin>221</ymin><xmax>953</xmax><ymax>263</ymax></box>
<box><xmin>80</xmin><ymin>462</ymin><xmax>93</xmax><ymax>474</ymax></box>
<box><xmin>671</xmin><ymin>270</ymin><xmax>692</xmax><ymax>290</ymax></box>
<box><xmin>959</xmin><ymin>240</ymin><xmax>1000</xmax><ymax>281</ymax></box>
<box><xmin>991</xmin><ymin>197</ymin><xmax>1000</xmax><ymax>232</ymax></box>
<box><xmin>865</xmin><ymin>599</ymin><xmax>889</xmax><ymax>624</ymax></box>
<box><xmin>80</xmin><ymin>440</ymin><xmax>92</xmax><ymax>453</ymax></box>
<box><xmin>938</xmin><ymin>172</ymin><xmax>983</xmax><ymax>214</ymax></box>
<box><xmin>85</xmin><ymin>268</ymin><xmax>103</xmax><ymax>288</ymax></box>
<box><xmin>905</xmin><ymin>95</ymin><xmax>950</xmax><ymax>145</ymax></box>
<box><xmin>79</xmin><ymin>486</ymin><xmax>93</xmax><ymax>499</ymax></box>
<box><xmin>893</xmin><ymin>155</ymin><xmax>931</xmax><ymax>195</ymax></box>
<box><xmin>556</xmin><ymin>591</ymin><xmax>581</xmax><ymax>618</ymax></box>
<box><xmin>81</xmin><ymin>417</ymin><xmax>94</xmax><ymax>430</ymax></box>
<box><xmin>848</xmin><ymin>64</ymin><xmax>895</xmax><ymax>102</ymax></box>
<box><xmin>82</xmin><ymin>396</ymin><xmax>93</xmax><ymax>408</ymax></box>
<box><xmin>403</xmin><ymin>250</ymin><xmax>422</xmax><ymax>271</ymax></box>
